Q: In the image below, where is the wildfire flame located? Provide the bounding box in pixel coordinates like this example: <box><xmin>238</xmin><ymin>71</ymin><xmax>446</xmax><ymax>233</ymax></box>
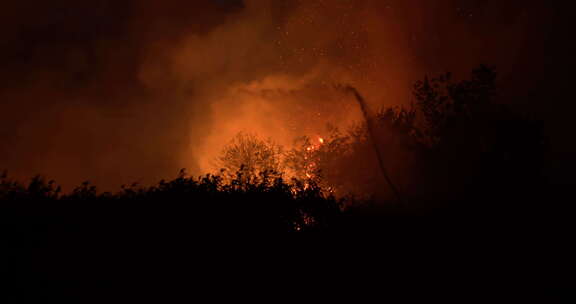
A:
<box><xmin>302</xmin><ymin>136</ymin><xmax>326</xmax><ymax>182</ymax></box>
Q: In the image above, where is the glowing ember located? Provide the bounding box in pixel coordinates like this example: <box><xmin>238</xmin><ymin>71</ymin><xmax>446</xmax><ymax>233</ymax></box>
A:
<box><xmin>319</xmin><ymin>137</ymin><xmax>324</xmax><ymax>144</ymax></box>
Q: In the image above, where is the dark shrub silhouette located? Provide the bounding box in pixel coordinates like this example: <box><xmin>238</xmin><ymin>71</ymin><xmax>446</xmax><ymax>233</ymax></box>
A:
<box><xmin>1</xmin><ymin>169</ymin><xmax>341</xmax><ymax>233</ymax></box>
<box><xmin>1</xmin><ymin>65</ymin><xmax>550</xmax><ymax>236</ymax></box>
<box><xmin>1</xmin><ymin>65</ymin><xmax>558</xmax><ymax>288</ymax></box>
<box><xmin>277</xmin><ymin>65</ymin><xmax>548</xmax><ymax>215</ymax></box>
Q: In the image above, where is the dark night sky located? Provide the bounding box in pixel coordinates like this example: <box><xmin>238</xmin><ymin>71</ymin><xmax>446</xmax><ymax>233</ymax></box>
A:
<box><xmin>0</xmin><ymin>0</ymin><xmax>575</xmax><ymax>189</ymax></box>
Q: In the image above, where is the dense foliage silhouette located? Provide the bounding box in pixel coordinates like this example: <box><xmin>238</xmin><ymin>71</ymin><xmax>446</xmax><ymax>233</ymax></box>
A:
<box><xmin>1</xmin><ymin>65</ymin><xmax>553</xmax><ymax>235</ymax></box>
<box><xmin>3</xmin><ymin>65</ymin><xmax>566</xmax><ymax>290</ymax></box>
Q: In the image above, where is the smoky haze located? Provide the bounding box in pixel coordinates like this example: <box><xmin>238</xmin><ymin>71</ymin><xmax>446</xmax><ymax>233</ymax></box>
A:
<box><xmin>0</xmin><ymin>0</ymin><xmax>561</xmax><ymax>190</ymax></box>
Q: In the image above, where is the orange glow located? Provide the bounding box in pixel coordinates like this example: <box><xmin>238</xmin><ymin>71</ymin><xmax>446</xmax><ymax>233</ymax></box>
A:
<box><xmin>172</xmin><ymin>0</ymin><xmax>416</xmax><ymax>177</ymax></box>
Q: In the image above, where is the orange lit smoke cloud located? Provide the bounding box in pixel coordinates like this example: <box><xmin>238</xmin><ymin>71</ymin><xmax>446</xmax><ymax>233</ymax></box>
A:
<box><xmin>137</xmin><ymin>0</ymin><xmax>539</xmax><ymax>177</ymax></box>
<box><xmin>0</xmin><ymin>0</ymin><xmax>546</xmax><ymax>191</ymax></box>
<box><xmin>138</xmin><ymin>0</ymin><xmax>421</xmax><ymax>175</ymax></box>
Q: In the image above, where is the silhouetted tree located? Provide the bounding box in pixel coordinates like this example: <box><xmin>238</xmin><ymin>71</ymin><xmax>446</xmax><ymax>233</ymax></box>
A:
<box><xmin>217</xmin><ymin>132</ymin><xmax>284</xmax><ymax>180</ymax></box>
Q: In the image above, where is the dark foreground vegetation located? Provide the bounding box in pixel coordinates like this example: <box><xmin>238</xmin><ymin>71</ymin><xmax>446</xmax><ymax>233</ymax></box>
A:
<box><xmin>2</xmin><ymin>66</ymin><xmax>571</xmax><ymax>290</ymax></box>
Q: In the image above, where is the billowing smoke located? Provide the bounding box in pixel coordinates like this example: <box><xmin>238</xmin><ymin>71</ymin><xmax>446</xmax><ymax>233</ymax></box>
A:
<box><xmin>0</xmin><ymin>0</ymin><xmax>551</xmax><ymax>190</ymax></box>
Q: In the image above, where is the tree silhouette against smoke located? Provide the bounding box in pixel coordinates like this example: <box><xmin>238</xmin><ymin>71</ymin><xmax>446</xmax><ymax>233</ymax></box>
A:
<box><xmin>194</xmin><ymin>65</ymin><xmax>549</xmax><ymax>215</ymax></box>
<box><xmin>408</xmin><ymin>65</ymin><xmax>547</xmax><ymax>210</ymax></box>
<box><xmin>278</xmin><ymin>65</ymin><xmax>546</xmax><ymax>211</ymax></box>
<box><xmin>217</xmin><ymin>132</ymin><xmax>284</xmax><ymax>180</ymax></box>
<box><xmin>0</xmin><ymin>64</ymin><xmax>557</xmax><ymax>289</ymax></box>
<box><xmin>1</xmin><ymin>65</ymin><xmax>550</xmax><ymax>238</ymax></box>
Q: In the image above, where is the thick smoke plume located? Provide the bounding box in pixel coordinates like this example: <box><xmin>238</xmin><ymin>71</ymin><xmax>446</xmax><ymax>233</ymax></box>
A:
<box><xmin>0</xmin><ymin>0</ymin><xmax>552</xmax><ymax>190</ymax></box>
